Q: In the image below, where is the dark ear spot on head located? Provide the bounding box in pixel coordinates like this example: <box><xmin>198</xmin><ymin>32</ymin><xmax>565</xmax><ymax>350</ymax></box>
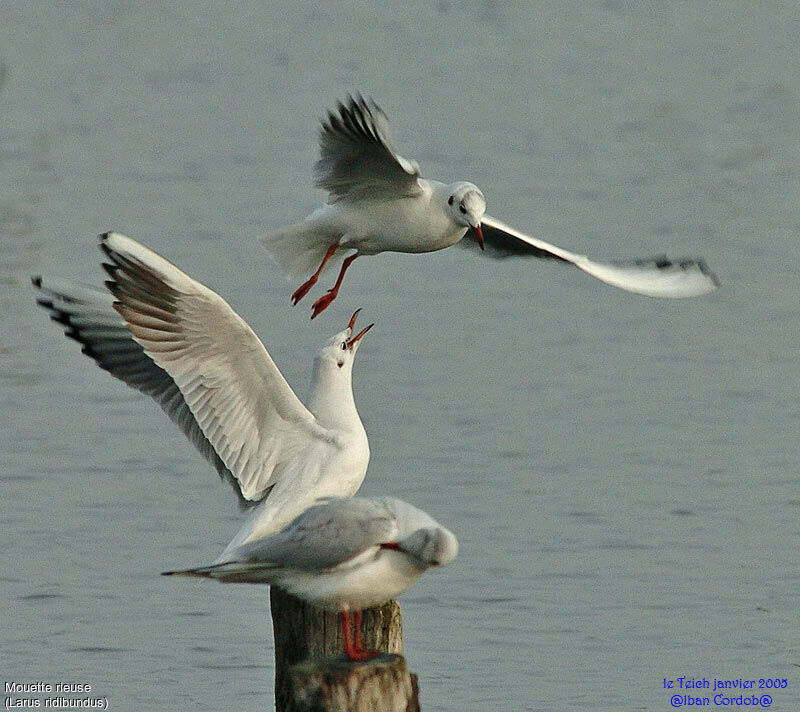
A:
<box><xmin>337</xmin><ymin>360</ymin><xmax>344</xmax><ymax>368</ymax></box>
<box><xmin>448</xmin><ymin>195</ymin><xmax>454</xmax><ymax>205</ymax></box>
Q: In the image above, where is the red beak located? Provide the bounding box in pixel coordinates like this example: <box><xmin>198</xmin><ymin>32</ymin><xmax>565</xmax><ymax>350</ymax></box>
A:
<box><xmin>473</xmin><ymin>223</ymin><xmax>484</xmax><ymax>251</ymax></box>
<box><xmin>346</xmin><ymin>309</ymin><xmax>373</xmax><ymax>348</ymax></box>
<box><xmin>347</xmin><ymin>308</ymin><xmax>361</xmax><ymax>331</ymax></box>
<box><xmin>347</xmin><ymin>323</ymin><xmax>373</xmax><ymax>348</ymax></box>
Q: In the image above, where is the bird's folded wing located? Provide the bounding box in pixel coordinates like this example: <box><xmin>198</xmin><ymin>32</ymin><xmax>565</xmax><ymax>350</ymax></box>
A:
<box><xmin>315</xmin><ymin>94</ymin><xmax>422</xmax><ymax>202</ymax></box>
<box><xmin>95</xmin><ymin>232</ymin><xmax>335</xmax><ymax>503</ymax></box>
<box><xmin>464</xmin><ymin>215</ymin><xmax>720</xmax><ymax>298</ymax></box>
<box><xmin>234</xmin><ymin>497</ymin><xmax>398</xmax><ymax>571</ymax></box>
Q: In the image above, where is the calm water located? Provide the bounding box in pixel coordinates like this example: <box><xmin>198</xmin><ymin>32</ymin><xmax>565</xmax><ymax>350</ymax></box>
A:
<box><xmin>3</xmin><ymin>2</ymin><xmax>800</xmax><ymax>710</ymax></box>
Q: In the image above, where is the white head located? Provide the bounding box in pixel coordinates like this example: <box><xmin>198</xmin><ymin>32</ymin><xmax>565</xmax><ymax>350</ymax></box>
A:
<box><xmin>446</xmin><ymin>181</ymin><xmax>486</xmax><ymax>249</ymax></box>
<box><xmin>395</xmin><ymin>526</ymin><xmax>459</xmax><ymax>569</ymax></box>
<box><xmin>378</xmin><ymin>497</ymin><xmax>459</xmax><ymax>569</ymax></box>
<box><xmin>307</xmin><ymin>309</ymin><xmax>373</xmax><ymax>424</ymax></box>
<box><xmin>314</xmin><ymin>308</ymin><xmax>373</xmax><ymax>372</ymax></box>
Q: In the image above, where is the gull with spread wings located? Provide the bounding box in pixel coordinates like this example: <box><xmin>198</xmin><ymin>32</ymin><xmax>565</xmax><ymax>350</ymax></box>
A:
<box><xmin>263</xmin><ymin>94</ymin><xmax>719</xmax><ymax>318</ymax></box>
<box><xmin>33</xmin><ymin>233</ymin><xmax>372</xmax><ymax>561</ymax></box>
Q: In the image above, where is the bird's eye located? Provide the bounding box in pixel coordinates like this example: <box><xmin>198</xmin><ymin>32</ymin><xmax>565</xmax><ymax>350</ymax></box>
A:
<box><xmin>448</xmin><ymin>195</ymin><xmax>454</xmax><ymax>206</ymax></box>
<box><xmin>340</xmin><ymin>341</ymin><xmax>347</xmax><ymax>350</ymax></box>
<box><xmin>459</xmin><ymin>205</ymin><xmax>467</xmax><ymax>214</ymax></box>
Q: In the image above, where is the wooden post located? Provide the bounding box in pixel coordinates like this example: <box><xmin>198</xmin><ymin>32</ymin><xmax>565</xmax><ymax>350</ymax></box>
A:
<box><xmin>285</xmin><ymin>655</ymin><xmax>419</xmax><ymax>712</ymax></box>
<box><xmin>270</xmin><ymin>588</ymin><xmax>417</xmax><ymax>712</ymax></box>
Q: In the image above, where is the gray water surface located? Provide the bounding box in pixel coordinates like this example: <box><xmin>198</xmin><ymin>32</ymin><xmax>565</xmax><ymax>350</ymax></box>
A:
<box><xmin>3</xmin><ymin>2</ymin><xmax>799</xmax><ymax>710</ymax></box>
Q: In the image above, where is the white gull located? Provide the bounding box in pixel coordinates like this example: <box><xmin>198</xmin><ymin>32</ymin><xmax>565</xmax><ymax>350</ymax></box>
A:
<box><xmin>33</xmin><ymin>232</ymin><xmax>372</xmax><ymax>561</ymax></box>
<box><xmin>163</xmin><ymin>495</ymin><xmax>458</xmax><ymax>661</ymax></box>
<box><xmin>263</xmin><ymin>94</ymin><xmax>719</xmax><ymax>319</ymax></box>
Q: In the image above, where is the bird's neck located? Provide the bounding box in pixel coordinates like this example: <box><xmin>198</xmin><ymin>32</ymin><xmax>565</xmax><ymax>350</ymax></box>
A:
<box><xmin>429</xmin><ymin>181</ymin><xmax>453</xmax><ymax>214</ymax></box>
<box><xmin>307</xmin><ymin>362</ymin><xmax>361</xmax><ymax>429</ymax></box>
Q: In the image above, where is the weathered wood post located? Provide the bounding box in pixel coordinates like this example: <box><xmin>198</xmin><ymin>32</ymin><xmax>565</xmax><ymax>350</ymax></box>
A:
<box><xmin>270</xmin><ymin>588</ymin><xmax>419</xmax><ymax>711</ymax></box>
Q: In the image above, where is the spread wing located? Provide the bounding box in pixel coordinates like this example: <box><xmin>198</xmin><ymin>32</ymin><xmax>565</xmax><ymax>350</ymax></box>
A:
<box><xmin>34</xmin><ymin>232</ymin><xmax>338</xmax><ymax>507</ymax></box>
<box><xmin>315</xmin><ymin>94</ymin><xmax>422</xmax><ymax>202</ymax></box>
<box><xmin>32</xmin><ymin>275</ymin><xmax>250</xmax><ymax>502</ymax></box>
<box><xmin>462</xmin><ymin>214</ymin><xmax>720</xmax><ymax>298</ymax></box>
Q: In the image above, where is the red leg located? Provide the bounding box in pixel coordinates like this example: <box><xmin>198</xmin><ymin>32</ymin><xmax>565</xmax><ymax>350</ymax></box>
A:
<box><xmin>353</xmin><ymin>609</ymin><xmax>381</xmax><ymax>660</ymax></box>
<box><xmin>352</xmin><ymin>610</ymin><xmax>364</xmax><ymax>657</ymax></box>
<box><xmin>340</xmin><ymin>609</ymin><xmax>379</xmax><ymax>662</ymax></box>
<box><xmin>341</xmin><ymin>609</ymin><xmax>366</xmax><ymax>661</ymax></box>
<box><xmin>311</xmin><ymin>253</ymin><xmax>358</xmax><ymax>319</ymax></box>
<box><xmin>291</xmin><ymin>242</ymin><xmax>340</xmax><ymax>305</ymax></box>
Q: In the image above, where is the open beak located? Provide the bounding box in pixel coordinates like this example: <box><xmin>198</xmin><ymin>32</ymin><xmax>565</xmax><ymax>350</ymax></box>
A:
<box><xmin>472</xmin><ymin>223</ymin><xmax>484</xmax><ymax>251</ymax></box>
<box><xmin>347</xmin><ymin>323</ymin><xmax>373</xmax><ymax>348</ymax></box>
<box><xmin>347</xmin><ymin>309</ymin><xmax>361</xmax><ymax>331</ymax></box>
<box><xmin>346</xmin><ymin>309</ymin><xmax>374</xmax><ymax>348</ymax></box>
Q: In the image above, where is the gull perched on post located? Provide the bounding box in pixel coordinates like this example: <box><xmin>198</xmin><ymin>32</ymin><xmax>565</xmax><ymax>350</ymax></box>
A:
<box><xmin>33</xmin><ymin>233</ymin><xmax>372</xmax><ymax>560</ymax></box>
<box><xmin>262</xmin><ymin>94</ymin><xmax>719</xmax><ymax>318</ymax></box>
<box><xmin>164</xmin><ymin>496</ymin><xmax>459</xmax><ymax>661</ymax></box>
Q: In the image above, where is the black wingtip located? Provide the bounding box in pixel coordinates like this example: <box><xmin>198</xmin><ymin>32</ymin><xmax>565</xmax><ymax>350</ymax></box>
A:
<box><xmin>31</xmin><ymin>275</ymin><xmax>42</xmax><ymax>288</ymax></box>
<box><xmin>101</xmin><ymin>259</ymin><xmax>118</xmax><ymax>281</ymax></box>
<box><xmin>695</xmin><ymin>258</ymin><xmax>721</xmax><ymax>287</ymax></box>
<box><xmin>642</xmin><ymin>255</ymin><xmax>721</xmax><ymax>288</ymax></box>
<box><xmin>100</xmin><ymin>242</ymin><xmax>113</xmax><ymax>263</ymax></box>
<box><xmin>332</xmin><ymin>93</ymin><xmax>377</xmax><ymax>123</ymax></box>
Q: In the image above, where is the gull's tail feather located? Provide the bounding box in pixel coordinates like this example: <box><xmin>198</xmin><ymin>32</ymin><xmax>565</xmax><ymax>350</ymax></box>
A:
<box><xmin>261</xmin><ymin>220</ymin><xmax>346</xmax><ymax>281</ymax></box>
<box><xmin>162</xmin><ymin>567</ymin><xmax>215</xmax><ymax>579</ymax></box>
<box><xmin>162</xmin><ymin>561</ymin><xmax>278</xmax><ymax>584</ymax></box>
